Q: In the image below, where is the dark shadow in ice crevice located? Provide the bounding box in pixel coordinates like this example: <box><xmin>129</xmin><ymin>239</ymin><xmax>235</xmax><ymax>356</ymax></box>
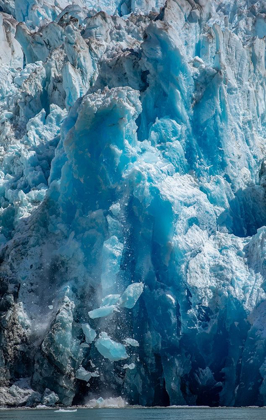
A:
<box><xmin>217</xmin><ymin>184</ymin><xmax>266</xmax><ymax>237</ymax></box>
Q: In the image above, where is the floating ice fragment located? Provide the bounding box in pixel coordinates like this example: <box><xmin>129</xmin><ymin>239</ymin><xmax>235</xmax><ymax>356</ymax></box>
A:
<box><xmin>119</xmin><ymin>283</ymin><xmax>144</xmax><ymax>309</ymax></box>
<box><xmin>95</xmin><ymin>332</ymin><xmax>128</xmax><ymax>362</ymax></box>
<box><xmin>88</xmin><ymin>305</ymin><xmax>117</xmax><ymax>319</ymax></box>
<box><xmin>82</xmin><ymin>323</ymin><xmax>96</xmax><ymax>344</ymax></box>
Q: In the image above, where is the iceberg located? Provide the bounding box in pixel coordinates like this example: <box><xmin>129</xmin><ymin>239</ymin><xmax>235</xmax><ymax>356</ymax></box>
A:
<box><xmin>1</xmin><ymin>0</ymin><xmax>266</xmax><ymax>409</ymax></box>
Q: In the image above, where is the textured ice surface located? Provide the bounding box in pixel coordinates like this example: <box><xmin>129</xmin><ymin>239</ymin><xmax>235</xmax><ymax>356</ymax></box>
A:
<box><xmin>1</xmin><ymin>0</ymin><xmax>266</xmax><ymax>409</ymax></box>
<box><xmin>76</xmin><ymin>367</ymin><xmax>99</xmax><ymax>382</ymax></box>
<box><xmin>0</xmin><ymin>0</ymin><xmax>165</xmax><ymax>28</ymax></box>
<box><xmin>95</xmin><ymin>332</ymin><xmax>129</xmax><ymax>362</ymax></box>
<box><xmin>88</xmin><ymin>283</ymin><xmax>144</xmax><ymax>318</ymax></box>
<box><xmin>88</xmin><ymin>305</ymin><xmax>118</xmax><ymax>319</ymax></box>
<box><xmin>120</xmin><ymin>283</ymin><xmax>144</xmax><ymax>309</ymax></box>
<box><xmin>101</xmin><ymin>294</ymin><xmax>121</xmax><ymax>306</ymax></box>
<box><xmin>81</xmin><ymin>324</ymin><xmax>96</xmax><ymax>344</ymax></box>
<box><xmin>123</xmin><ymin>363</ymin><xmax>136</xmax><ymax>370</ymax></box>
<box><xmin>124</xmin><ymin>338</ymin><xmax>139</xmax><ymax>347</ymax></box>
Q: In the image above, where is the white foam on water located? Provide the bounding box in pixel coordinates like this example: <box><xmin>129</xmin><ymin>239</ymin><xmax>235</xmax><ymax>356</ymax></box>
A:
<box><xmin>54</xmin><ymin>409</ymin><xmax>78</xmax><ymax>413</ymax></box>
<box><xmin>85</xmin><ymin>397</ymin><xmax>127</xmax><ymax>408</ymax></box>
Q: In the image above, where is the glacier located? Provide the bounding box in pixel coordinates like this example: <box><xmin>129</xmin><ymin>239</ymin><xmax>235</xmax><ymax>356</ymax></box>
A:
<box><xmin>0</xmin><ymin>0</ymin><xmax>266</xmax><ymax>409</ymax></box>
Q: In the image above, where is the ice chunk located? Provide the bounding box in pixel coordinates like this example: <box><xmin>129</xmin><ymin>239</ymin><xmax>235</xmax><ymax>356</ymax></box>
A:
<box><xmin>76</xmin><ymin>367</ymin><xmax>92</xmax><ymax>382</ymax></box>
<box><xmin>124</xmin><ymin>338</ymin><xmax>139</xmax><ymax>347</ymax></box>
<box><xmin>101</xmin><ymin>236</ymin><xmax>124</xmax><ymax>294</ymax></box>
<box><xmin>88</xmin><ymin>305</ymin><xmax>117</xmax><ymax>319</ymax></box>
<box><xmin>76</xmin><ymin>368</ymin><xmax>99</xmax><ymax>382</ymax></box>
<box><xmin>123</xmin><ymin>363</ymin><xmax>136</xmax><ymax>370</ymax></box>
<box><xmin>95</xmin><ymin>332</ymin><xmax>128</xmax><ymax>362</ymax></box>
<box><xmin>119</xmin><ymin>283</ymin><xmax>144</xmax><ymax>309</ymax></box>
<box><xmin>110</xmin><ymin>203</ymin><xmax>121</xmax><ymax>217</ymax></box>
<box><xmin>82</xmin><ymin>323</ymin><xmax>96</xmax><ymax>344</ymax></box>
<box><xmin>166</xmin><ymin>294</ymin><xmax>176</xmax><ymax>305</ymax></box>
<box><xmin>101</xmin><ymin>294</ymin><xmax>121</xmax><ymax>306</ymax></box>
<box><xmin>80</xmin><ymin>343</ymin><xmax>90</xmax><ymax>349</ymax></box>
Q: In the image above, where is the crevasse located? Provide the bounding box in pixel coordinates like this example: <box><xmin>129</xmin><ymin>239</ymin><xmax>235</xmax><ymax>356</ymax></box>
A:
<box><xmin>0</xmin><ymin>0</ymin><xmax>266</xmax><ymax>408</ymax></box>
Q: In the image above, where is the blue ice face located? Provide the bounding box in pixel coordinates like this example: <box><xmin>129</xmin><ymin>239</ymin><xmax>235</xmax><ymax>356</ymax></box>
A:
<box><xmin>1</xmin><ymin>0</ymin><xmax>266</xmax><ymax>409</ymax></box>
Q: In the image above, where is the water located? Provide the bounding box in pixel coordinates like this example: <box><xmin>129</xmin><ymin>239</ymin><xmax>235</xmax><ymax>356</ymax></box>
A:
<box><xmin>1</xmin><ymin>408</ymin><xmax>266</xmax><ymax>420</ymax></box>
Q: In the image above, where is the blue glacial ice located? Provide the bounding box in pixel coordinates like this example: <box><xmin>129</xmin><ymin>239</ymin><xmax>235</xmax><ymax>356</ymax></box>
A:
<box><xmin>81</xmin><ymin>323</ymin><xmax>96</xmax><ymax>344</ymax></box>
<box><xmin>124</xmin><ymin>338</ymin><xmax>139</xmax><ymax>347</ymax></box>
<box><xmin>95</xmin><ymin>332</ymin><xmax>129</xmax><ymax>362</ymax></box>
<box><xmin>88</xmin><ymin>282</ymin><xmax>144</xmax><ymax>318</ymax></box>
<box><xmin>1</xmin><ymin>0</ymin><xmax>266</xmax><ymax>409</ymax></box>
<box><xmin>123</xmin><ymin>363</ymin><xmax>136</xmax><ymax>370</ymax></box>
<box><xmin>89</xmin><ymin>305</ymin><xmax>118</xmax><ymax>319</ymax></box>
<box><xmin>76</xmin><ymin>366</ymin><xmax>99</xmax><ymax>382</ymax></box>
<box><xmin>119</xmin><ymin>282</ymin><xmax>144</xmax><ymax>309</ymax></box>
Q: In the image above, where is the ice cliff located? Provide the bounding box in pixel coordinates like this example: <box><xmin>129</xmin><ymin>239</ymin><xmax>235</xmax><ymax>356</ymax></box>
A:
<box><xmin>1</xmin><ymin>0</ymin><xmax>266</xmax><ymax>408</ymax></box>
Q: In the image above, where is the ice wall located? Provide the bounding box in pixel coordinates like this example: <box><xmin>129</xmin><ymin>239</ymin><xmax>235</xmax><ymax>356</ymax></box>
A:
<box><xmin>0</xmin><ymin>0</ymin><xmax>266</xmax><ymax>408</ymax></box>
<box><xmin>0</xmin><ymin>0</ymin><xmax>165</xmax><ymax>28</ymax></box>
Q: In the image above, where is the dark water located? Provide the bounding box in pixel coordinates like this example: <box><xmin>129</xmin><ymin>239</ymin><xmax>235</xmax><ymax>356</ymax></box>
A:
<box><xmin>0</xmin><ymin>408</ymin><xmax>266</xmax><ymax>420</ymax></box>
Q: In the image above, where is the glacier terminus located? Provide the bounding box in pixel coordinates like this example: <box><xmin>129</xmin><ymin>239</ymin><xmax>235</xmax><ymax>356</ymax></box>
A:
<box><xmin>0</xmin><ymin>0</ymin><xmax>266</xmax><ymax>409</ymax></box>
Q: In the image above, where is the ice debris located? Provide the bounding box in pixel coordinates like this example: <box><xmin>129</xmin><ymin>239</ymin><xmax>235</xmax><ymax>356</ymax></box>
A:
<box><xmin>89</xmin><ymin>283</ymin><xmax>144</xmax><ymax>319</ymax></box>
<box><xmin>81</xmin><ymin>323</ymin><xmax>96</xmax><ymax>344</ymax></box>
<box><xmin>76</xmin><ymin>367</ymin><xmax>99</xmax><ymax>382</ymax></box>
<box><xmin>123</xmin><ymin>363</ymin><xmax>136</xmax><ymax>370</ymax></box>
<box><xmin>101</xmin><ymin>294</ymin><xmax>121</xmax><ymax>307</ymax></box>
<box><xmin>119</xmin><ymin>283</ymin><xmax>144</xmax><ymax>310</ymax></box>
<box><xmin>124</xmin><ymin>338</ymin><xmax>139</xmax><ymax>347</ymax></box>
<box><xmin>88</xmin><ymin>305</ymin><xmax>118</xmax><ymax>319</ymax></box>
<box><xmin>95</xmin><ymin>332</ymin><xmax>129</xmax><ymax>362</ymax></box>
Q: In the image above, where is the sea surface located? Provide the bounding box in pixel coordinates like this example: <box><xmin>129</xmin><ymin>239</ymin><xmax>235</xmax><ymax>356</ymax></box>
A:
<box><xmin>0</xmin><ymin>408</ymin><xmax>266</xmax><ymax>420</ymax></box>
